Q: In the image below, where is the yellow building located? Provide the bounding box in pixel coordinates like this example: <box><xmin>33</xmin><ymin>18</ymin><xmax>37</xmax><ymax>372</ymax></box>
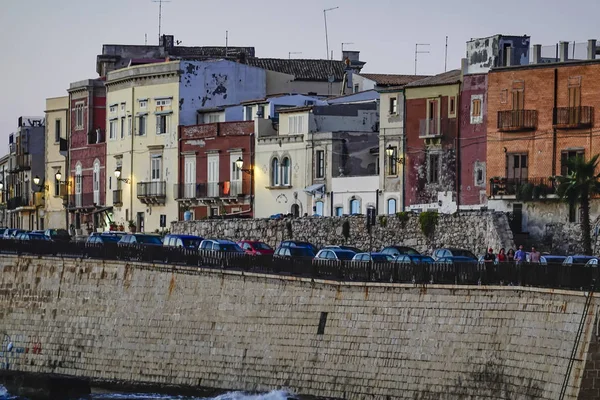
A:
<box><xmin>44</xmin><ymin>96</ymin><xmax>69</xmax><ymax>229</ymax></box>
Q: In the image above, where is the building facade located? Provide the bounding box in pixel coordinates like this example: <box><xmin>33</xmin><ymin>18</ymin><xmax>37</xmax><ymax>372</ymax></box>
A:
<box><xmin>67</xmin><ymin>79</ymin><xmax>107</xmax><ymax>235</ymax></box>
<box><xmin>487</xmin><ymin>40</ymin><xmax>600</xmax><ymax>238</ymax></box>
<box><xmin>0</xmin><ymin>155</ymin><xmax>8</xmax><ymax>227</ymax></box>
<box><xmin>177</xmin><ymin>121</ymin><xmax>254</xmax><ymax>219</ymax></box>
<box><xmin>44</xmin><ymin>96</ymin><xmax>69</xmax><ymax>229</ymax></box>
<box><xmin>6</xmin><ymin>116</ymin><xmax>46</xmax><ymax>230</ymax></box>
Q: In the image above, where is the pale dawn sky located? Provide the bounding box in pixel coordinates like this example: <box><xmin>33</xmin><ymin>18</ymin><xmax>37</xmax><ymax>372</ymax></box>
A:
<box><xmin>0</xmin><ymin>0</ymin><xmax>599</xmax><ymax>155</ymax></box>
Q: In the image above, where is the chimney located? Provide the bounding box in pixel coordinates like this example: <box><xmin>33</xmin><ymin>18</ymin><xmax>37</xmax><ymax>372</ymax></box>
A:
<box><xmin>588</xmin><ymin>39</ymin><xmax>597</xmax><ymax>60</ymax></box>
<box><xmin>532</xmin><ymin>44</ymin><xmax>542</xmax><ymax>64</ymax></box>
<box><xmin>460</xmin><ymin>58</ymin><xmax>468</xmax><ymax>79</ymax></box>
<box><xmin>505</xmin><ymin>47</ymin><xmax>513</xmax><ymax>66</ymax></box>
<box><xmin>559</xmin><ymin>41</ymin><xmax>569</xmax><ymax>62</ymax></box>
<box><xmin>237</xmin><ymin>52</ymin><xmax>247</xmax><ymax>64</ymax></box>
<box><xmin>342</xmin><ymin>50</ymin><xmax>360</xmax><ymax>63</ymax></box>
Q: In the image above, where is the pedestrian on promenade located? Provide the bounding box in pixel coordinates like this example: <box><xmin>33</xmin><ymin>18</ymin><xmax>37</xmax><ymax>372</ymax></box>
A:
<box><xmin>530</xmin><ymin>246</ymin><xmax>541</xmax><ymax>263</ymax></box>
<box><xmin>497</xmin><ymin>248</ymin><xmax>507</xmax><ymax>263</ymax></box>
<box><xmin>484</xmin><ymin>248</ymin><xmax>496</xmax><ymax>263</ymax></box>
<box><xmin>507</xmin><ymin>248</ymin><xmax>515</xmax><ymax>262</ymax></box>
<box><xmin>514</xmin><ymin>245</ymin><xmax>526</xmax><ymax>264</ymax></box>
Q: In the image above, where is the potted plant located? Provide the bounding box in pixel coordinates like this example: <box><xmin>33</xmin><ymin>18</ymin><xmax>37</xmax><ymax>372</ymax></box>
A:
<box><xmin>109</xmin><ymin>222</ymin><xmax>117</xmax><ymax>231</ymax></box>
<box><xmin>118</xmin><ymin>224</ymin><xmax>125</xmax><ymax>232</ymax></box>
<box><xmin>128</xmin><ymin>220</ymin><xmax>137</xmax><ymax>233</ymax></box>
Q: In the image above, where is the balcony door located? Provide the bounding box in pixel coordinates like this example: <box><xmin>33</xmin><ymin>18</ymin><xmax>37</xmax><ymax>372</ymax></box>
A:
<box><xmin>184</xmin><ymin>156</ymin><xmax>196</xmax><ymax>198</ymax></box>
<box><xmin>427</xmin><ymin>99</ymin><xmax>440</xmax><ymax>136</ymax></box>
<box><xmin>93</xmin><ymin>160</ymin><xmax>100</xmax><ymax>205</ymax></box>
<box><xmin>506</xmin><ymin>153</ymin><xmax>528</xmax><ymax>182</ymax></box>
<box><xmin>207</xmin><ymin>154</ymin><xmax>219</xmax><ymax>197</ymax></box>
<box><xmin>150</xmin><ymin>154</ymin><xmax>162</xmax><ymax>196</ymax></box>
<box><xmin>230</xmin><ymin>153</ymin><xmax>242</xmax><ymax>196</ymax></box>
<box><xmin>75</xmin><ymin>163</ymin><xmax>82</xmax><ymax>208</ymax></box>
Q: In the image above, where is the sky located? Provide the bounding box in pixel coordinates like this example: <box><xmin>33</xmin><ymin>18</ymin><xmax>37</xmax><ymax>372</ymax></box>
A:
<box><xmin>0</xmin><ymin>0</ymin><xmax>599</xmax><ymax>155</ymax></box>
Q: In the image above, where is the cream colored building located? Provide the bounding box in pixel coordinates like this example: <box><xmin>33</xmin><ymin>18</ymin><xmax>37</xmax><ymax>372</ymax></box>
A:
<box><xmin>106</xmin><ymin>59</ymin><xmax>285</xmax><ymax>232</ymax></box>
<box><xmin>0</xmin><ymin>154</ymin><xmax>8</xmax><ymax>227</ymax></box>
<box><xmin>44</xmin><ymin>96</ymin><xmax>69</xmax><ymax>229</ymax></box>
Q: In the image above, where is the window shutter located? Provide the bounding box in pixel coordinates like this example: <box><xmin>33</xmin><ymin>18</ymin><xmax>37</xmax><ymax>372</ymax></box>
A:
<box><xmin>561</xmin><ymin>152</ymin><xmax>568</xmax><ymax>176</ymax></box>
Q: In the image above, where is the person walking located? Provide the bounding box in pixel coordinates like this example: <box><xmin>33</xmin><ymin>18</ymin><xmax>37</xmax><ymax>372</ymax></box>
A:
<box><xmin>507</xmin><ymin>248</ymin><xmax>515</xmax><ymax>262</ymax></box>
<box><xmin>514</xmin><ymin>245</ymin><xmax>526</xmax><ymax>264</ymax></box>
<box><xmin>530</xmin><ymin>246</ymin><xmax>541</xmax><ymax>263</ymax></box>
<box><xmin>484</xmin><ymin>248</ymin><xmax>496</xmax><ymax>263</ymax></box>
<box><xmin>497</xmin><ymin>248</ymin><xmax>507</xmax><ymax>263</ymax></box>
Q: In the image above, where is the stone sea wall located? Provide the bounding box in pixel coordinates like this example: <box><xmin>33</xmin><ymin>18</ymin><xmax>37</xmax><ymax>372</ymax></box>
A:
<box><xmin>0</xmin><ymin>255</ymin><xmax>598</xmax><ymax>399</ymax></box>
<box><xmin>172</xmin><ymin>211</ymin><xmax>516</xmax><ymax>254</ymax></box>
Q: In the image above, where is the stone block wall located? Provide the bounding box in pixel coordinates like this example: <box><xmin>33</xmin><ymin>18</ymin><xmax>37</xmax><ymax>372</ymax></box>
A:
<box><xmin>172</xmin><ymin>211</ymin><xmax>515</xmax><ymax>254</ymax></box>
<box><xmin>0</xmin><ymin>255</ymin><xmax>598</xmax><ymax>399</ymax></box>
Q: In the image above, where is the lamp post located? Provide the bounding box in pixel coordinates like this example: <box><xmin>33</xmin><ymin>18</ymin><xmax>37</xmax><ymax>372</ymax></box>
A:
<box><xmin>386</xmin><ymin>144</ymin><xmax>405</xmax><ymax>165</ymax></box>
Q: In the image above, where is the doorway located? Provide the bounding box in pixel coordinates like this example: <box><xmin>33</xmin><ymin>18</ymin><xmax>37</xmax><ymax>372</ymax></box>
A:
<box><xmin>136</xmin><ymin>212</ymin><xmax>145</xmax><ymax>233</ymax></box>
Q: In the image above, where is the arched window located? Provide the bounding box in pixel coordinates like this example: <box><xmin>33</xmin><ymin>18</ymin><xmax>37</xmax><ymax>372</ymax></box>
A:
<box><xmin>75</xmin><ymin>162</ymin><xmax>82</xmax><ymax>208</ymax></box>
<box><xmin>93</xmin><ymin>159</ymin><xmax>100</xmax><ymax>205</ymax></box>
<box><xmin>271</xmin><ymin>158</ymin><xmax>279</xmax><ymax>186</ymax></box>
<box><xmin>282</xmin><ymin>157</ymin><xmax>291</xmax><ymax>186</ymax></box>
<box><xmin>387</xmin><ymin>198</ymin><xmax>397</xmax><ymax>214</ymax></box>
<box><xmin>350</xmin><ymin>199</ymin><xmax>360</xmax><ymax>214</ymax></box>
<box><xmin>291</xmin><ymin>204</ymin><xmax>300</xmax><ymax>218</ymax></box>
<box><xmin>335</xmin><ymin>207</ymin><xmax>343</xmax><ymax>216</ymax></box>
<box><xmin>315</xmin><ymin>201</ymin><xmax>324</xmax><ymax>216</ymax></box>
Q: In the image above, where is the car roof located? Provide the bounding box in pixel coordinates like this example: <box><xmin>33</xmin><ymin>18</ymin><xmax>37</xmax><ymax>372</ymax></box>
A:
<box><xmin>167</xmin><ymin>234</ymin><xmax>201</xmax><ymax>239</ymax></box>
<box><xmin>442</xmin><ymin>255</ymin><xmax>477</xmax><ymax>260</ymax></box>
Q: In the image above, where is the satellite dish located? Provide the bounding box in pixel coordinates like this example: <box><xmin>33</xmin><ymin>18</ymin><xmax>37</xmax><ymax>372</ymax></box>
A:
<box><xmin>328</xmin><ymin>75</ymin><xmax>335</xmax><ymax>83</ymax></box>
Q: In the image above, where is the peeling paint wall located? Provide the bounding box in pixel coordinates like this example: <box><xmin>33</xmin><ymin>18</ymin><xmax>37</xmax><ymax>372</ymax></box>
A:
<box><xmin>466</xmin><ymin>35</ymin><xmax>530</xmax><ymax>75</ymax></box>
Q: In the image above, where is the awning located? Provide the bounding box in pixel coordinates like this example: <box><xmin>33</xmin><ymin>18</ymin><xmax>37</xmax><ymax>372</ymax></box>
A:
<box><xmin>304</xmin><ymin>183</ymin><xmax>325</xmax><ymax>195</ymax></box>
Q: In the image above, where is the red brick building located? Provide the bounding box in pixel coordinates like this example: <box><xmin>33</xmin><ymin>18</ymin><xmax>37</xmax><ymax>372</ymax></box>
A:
<box><xmin>177</xmin><ymin>121</ymin><xmax>254</xmax><ymax>219</ymax></box>
<box><xmin>403</xmin><ymin>70</ymin><xmax>461</xmax><ymax>208</ymax></box>
<box><xmin>487</xmin><ymin>42</ymin><xmax>600</xmax><ymax>231</ymax></box>
<box><xmin>67</xmin><ymin>79</ymin><xmax>107</xmax><ymax>233</ymax></box>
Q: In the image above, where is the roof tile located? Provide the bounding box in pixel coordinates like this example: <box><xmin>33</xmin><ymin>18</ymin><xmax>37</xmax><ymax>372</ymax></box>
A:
<box><xmin>358</xmin><ymin>73</ymin><xmax>429</xmax><ymax>86</ymax></box>
<box><xmin>246</xmin><ymin>58</ymin><xmax>348</xmax><ymax>82</ymax></box>
<box><xmin>404</xmin><ymin>69</ymin><xmax>462</xmax><ymax>88</ymax></box>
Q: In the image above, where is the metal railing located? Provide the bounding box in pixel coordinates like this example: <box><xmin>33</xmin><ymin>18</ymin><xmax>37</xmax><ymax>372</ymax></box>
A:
<box><xmin>6</xmin><ymin>196</ymin><xmax>30</xmax><ymax>210</ymax></box>
<box><xmin>497</xmin><ymin>110</ymin><xmax>538</xmax><ymax>131</ymax></box>
<box><xmin>489</xmin><ymin>177</ymin><xmax>556</xmax><ymax>198</ymax></box>
<box><xmin>113</xmin><ymin>189</ymin><xmax>123</xmax><ymax>206</ymax></box>
<box><xmin>11</xmin><ymin>154</ymin><xmax>32</xmax><ymax>171</ymax></box>
<box><xmin>174</xmin><ymin>181</ymin><xmax>248</xmax><ymax>200</ymax></box>
<box><xmin>0</xmin><ymin>239</ymin><xmax>596</xmax><ymax>291</ymax></box>
<box><xmin>553</xmin><ymin>106</ymin><xmax>594</xmax><ymax>128</ymax></box>
<box><xmin>419</xmin><ymin>118</ymin><xmax>456</xmax><ymax>138</ymax></box>
<box><xmin>137</xmin><ymin>181</ymin><xmax>166</xmax><ymax>198</ymax></box>
<box><xmin>67</xmin><ymin>193</ymin><xmax>98</xmax><ymax>208</ymax></box>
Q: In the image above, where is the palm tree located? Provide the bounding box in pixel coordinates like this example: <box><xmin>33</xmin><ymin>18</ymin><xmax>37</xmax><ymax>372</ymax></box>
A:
<box><xmin>556</xmin><ymin>154</ymin><xmax>600</xmax><ymax>255</ymax></box>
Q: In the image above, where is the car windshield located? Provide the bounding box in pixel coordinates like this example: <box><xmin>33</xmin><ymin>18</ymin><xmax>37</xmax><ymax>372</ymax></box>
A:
<box><xmin>451</xmin><ymin>249</ymin><xmax>476</xmax><ymax>259</ymax></box>
<box><xmin>290</xmin><ymin>247</ymin><xmax>314</xmax><ymax>257</ymax></box>
<box><xmin>220</xmin><ymin>243</ymin><xmax>243</xmax><ymax>252</ymax></box>
<box><xmin>49</xmin><ymin>229</ymin><xmax>69</xmax><ymax>236</ymax></box>
<box><xmin>182</xmin><ymin>239</ymin><xmax>202</xmax><ymax>248</ymax></box>
<box><xmin>371</xmin><ymin>254</ymin><xmax>394</xmax><ymax>262</ymax></box>
<box><xmin>136</xmin><ymin>235</ymin><xmax>162</xmax><ymax>245</ymax></box>
<box><xmin>573</xmin><ymin>257</ymin><xmax>595</xmax><ymax>264</ymax></box>
<box><xmin>410</xmin><ymin>255</ymin><xmax>434</xmax><ymax>263</ymax></box>
<box><xmin>335</xmin><ymin>251</ymin><xmax>356</xmax><ymax>260</ymax></box>
<box><xmin>101</xmin><ymin>236</ymin><xmax>122</xmax><ymax>243</ymax></box>
<box><xmin>29</xmin><ymin>234</ymin><xmax>47</xmax><ymax>241</ymax></box>
<box><xmin>254</xmin><ymin>242</ymin><xmax>272</xmax><ymax>250</ymax></box>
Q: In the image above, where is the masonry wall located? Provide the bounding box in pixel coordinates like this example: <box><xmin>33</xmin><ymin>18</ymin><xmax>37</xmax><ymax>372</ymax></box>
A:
<box><xmin>0</xmin><ymin>256</ymin><xmax>597</xmax><ymax>399</ymax></box>
<box><xmin>172</xmin><ymin>212</ymin><xmax>515</xmax><ymax>254</ymax></box>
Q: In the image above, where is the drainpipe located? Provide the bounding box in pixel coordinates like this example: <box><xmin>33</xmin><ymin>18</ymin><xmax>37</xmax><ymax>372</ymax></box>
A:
<box><xmin>330</xmin><ymin>191</ymin><xmax>333</xmax><ymax>216</ymax></box>
<box><xmin>375</xmin><ymin>189</ymin><xmax>379</xmax><ymax>215</ymax></box>
<box><xmin>250</xmin><ymin>132</ymin><xmax>255</xmax><ymax>216</ymax></box>
<box><xmin>552</xmin><ymin>68</ymin><xmax>558</xmax><ymax>176</ymax></box>
<box><xmin>455</xmin><ymin>92</ymin><xmax>461</xmax><ymax>212</ymax></box>
<box><xmin>130</xmin><ymin>86</ymin><xmax>135</xmax><ymax>224</ymax></box>
<box><xmin>65</xmin><ymin>93</ymin><xmax>71</xmax><ymax>231</ymax></box>
<box><xmin>402</xmin><ymin>91</ymin><xmax>407</xmax><ymax>211</ymax></box>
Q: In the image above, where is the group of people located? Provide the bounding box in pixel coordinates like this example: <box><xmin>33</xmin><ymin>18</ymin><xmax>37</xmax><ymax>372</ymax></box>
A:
<box><xmin>482</xmin><ymin>245</ymin><xmax>541</xmax><ymax>264</ymax></box>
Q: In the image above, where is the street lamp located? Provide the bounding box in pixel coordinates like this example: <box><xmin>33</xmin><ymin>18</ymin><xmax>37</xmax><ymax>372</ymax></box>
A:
<box><xmin>386</xmin><ymin>145</ymin><xmax>404</xmax><ymax>165</ymax></box>
<box><xmin>114</xmin><ymin>167</ymin><xmax>130</xmax><ymax>184</ymax></box>
<box><xmin>55</xmin><ymin>171</ymin><xmax>62</xmax><ymax>181</ymax></box>
<box><xmin>235</xmin><ymin>157</ymin><xmax>253</xmax><ymax>175</ymax></box>
<box><xmin>33</xmin><ymin>176</ymin><xmax>40</xmax><ymax>186</ymax></box>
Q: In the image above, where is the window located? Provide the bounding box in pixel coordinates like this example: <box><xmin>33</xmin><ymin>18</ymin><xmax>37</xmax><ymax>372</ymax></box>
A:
<box><xmin>561</xmin><ymin>150</ymin><xmax>584</xmax><ymax>176</ymax></box>
<box><xmin>245</xmin><ymin>106</ymin><xmax>253</xmax><ymax>121</ymax></box>
<box><xmin>93</xmin><ymin>160</ymin><xmax>100</xmax><ymax>205</ymax></box>
<box><xmin>315</xmin><ymin>201</ymin><xmax>324</xmax><ymax>216</ymax></box>
<box><xmin>282</xmin><ymin>157</ymin><xmax>291</xmax><ymax>186</ymax></box>
<box><xmin>335</xmin><ymin>207</ymin><xmax>343</xmax><ymax>216</ymax></box>
<box><xmin>75</xmin><ymin>103</ymin><xmax>84</xmax><ymax>129</ymax></box>
<box><xmin>375</xmin><ymin>156</ymin><xmax>380</xmax><ymax>175</ymax></box>
<box><xmin>500</xmin><ymin>89</ymin><xmax>508</xmax><ymax>104</ymax></box>
<box><xmin>387</xmin><ymin>198</ymin><xmax>397</xmax><ymax>214</ymax></box>
<box><xmin>289</xmin><ymin>115</ymin><xmax>305</xmax><ymax>134</ymax></box>
<box><xmin>449</xmin><ymin>96</ymin><xmax>456</xmax><ymax>116</ymax></box>
<box><xmin>389</xmin><ymin>97</ymin><xmax>398</xmax><ymax>115</ymax></box>
<box><xmin>138</xmin><ymin>115</ymin><xmax>147</xmax><ymax>135</ymax></box>
<box><xmin>388</xmin><ymin>146</ymin><xmax>398</xmax><ymax>176</ymax></box>
<box><xmin>512</xmin><ymin>81</ymin><xmax>525</xmax><ymax>110</ymax></box>
<box><xmin>257</xmin><ymin>105</ymin><xmax>265</xmax><ymax>118</ymax></box>
<box><xmin>139</xmin><ymin>100</ymin><xmax>147</xmax><ymax>109</ymax></box>
<box><xmin>54</xmin><ymin>119</ymin><xmax>61</xmax><ymax>143</ymax></box>
<box><xmin>54</xmin><ymin>174</ymin><xmax>60</xmax><ymax>197</ymax></box>
<box><xmin>156</xmin><ymin>98</ymin><xmax>171</xmax><ymax>107</ymax></box>
<box><xmin>75</xmin><ymin>163</ymin><xmax>82</xmax><ymax>206</ymax></box>
<box><xmin>354</xmin><ymin>84</ymin><xmax>359</xmax><ymax>93</ymax></box>
<box><xmin>271</xmin><ymin>158</ymin><xmax>280</xmax><ymax>186</ymax></box>
<box><xmin>474</xmin><ymin>162</ymin><xmax>486</xmax><ymax>187</ymax></box>
<box><xmin>506</xmin><ymin>153</ymin><xmax>528</xmax><ymax>181</ymax></box>
<box><xmin>120</xmin><ymin>117</ymin><xmax>125</xmax><ymax>139</ymax></box>
<box><xmin>470</xmin><ymin>95</ymin><xmax>483</xmax><ymax>124</ymax></box>
<box><xmin>109</xmin><ymin>105</ymin><xmax>117</xmax><ymax>114</ymax></box>
<box><xmin>231</xmin><ymin>154</ymin><xmax>241</xmax><ymax>181</ymax></box>
<box><xmin>316</xmin><ymin>150</ymin><xmax>325</xmax><ymax>179</ymax></box>
<box><xmin>428</xmin><ymin>153</ymin><xmax>440</xmax><ymax>184</ymax></box>
<box><xmin>156</xmin><ymin>114</ymin><xmax>169</xmax><ymax>135</ymax></box>
<box><xmin>109</xmin><ymin>176</ymin><xmax>112</xmax><ymax>190</ymax></box>
<box><xmin>120</xmin><ymin>103</ymin><xmax>125</xmax><ymax>113</ymax></box>
<box><xmin>206</xmin><ymin>114</ymin><xmax>221</xmax><ymax>123</ymax></box>
<box><xmin>127</xmin><ymin>117</ymin><xmax>132</xmax><ymax>136</ymax></box>
<box><xmin>350</xmin><ymin>199</ymin><xmax>360</xmax><ymax>214</ymax></box>
<box><xmin>151</xmin><ymin>155</ymin><xmax>162</xmax><ymax>181</ymax></box>
<box><xmin>207</xmin><ymin>155</ymin><xmax>219</xmax><ymax>197</ymax></box>
<box><xmin>109</xmin><ymin>120</ymin><xmax>117</xmax><ymax>140</ymax></box>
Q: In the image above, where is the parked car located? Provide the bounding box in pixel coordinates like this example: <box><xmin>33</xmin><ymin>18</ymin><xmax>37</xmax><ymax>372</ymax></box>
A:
<box><xmin>163</xmin><ymin>234</ymin><xmax>203</xmax><ymax>249</ymax></box>
<box><xmin>199</xmin><ymin>239</ymin><xmax>244</xmax><ymax>253</ymax></box>
<box><xmin>563</xmin><ymin>255</ymin><xmax>598</xmax><ymax>266</ymax></box>
<box><xmin>44</xmin><ymin>229</ymin><xmax>71</xmax><ymax>243</ymax></box>
<box><xmin>351</xmin><ymin>253</ymin><xmax>394</xmax><ymax>263</ymax></box>
<box><xmin>85</xmin><ymin>234</ymin><xmax>122</xmax><ymax>258</ymax></box>
<box><xmin>432</xmin><ymin>248</ymin><xmax>477</xmax><ymax>261</ymax></box>
<box><xmin>90</xmin><ymin>231</ymin><xmax>126</xmax><ymax>238</ymax></box>
<box><xmin>118</xmin><ymin>234</ymin><xmax>163</xmax><ymax>261</ymax></box>
<box><xmin>395</xmin><ymin>254</ymin><xmax>435</xmax><ymax>264</ymax></box>
<box><xmin>273</xmin><ymin>246</ymin><xmax>315</xmax><ymax>260</ymax></box>
<box><xmin>322</xmin><ymin>245</ymin><xmax>363</xmax><ymax>253</ymax></box>
<box><xmin>17</xmin><ymin>232</ymin><xmax>50</xmax><ymax>242</ymax></box>
<box><xmin>3</xmin><ymin>229</ymin><xmax>25</xmax><ymax>240</ymax></box>
<box><xmin>314</xmin><ymin>248</ymin><xmax>357</xmax><ymax>261</ymax></box>
<box><xmin>539</xmin><ymin>255</ymin><xmax>567</xmax><ymax>265</ymax></box>
<box><xmin>198</xmin><ymin>239</ymin><xmax>245</xmax><ymax>267</ymax></box>
<box><xmin>279</xmin><ymin>240</ymin><xmax>319</xmax><ymax>254</ymax></box>
<box><xmin>436</xmin><ymin>256</ymin><xmax>479</xmax><ymax>264</ymax></box>
<box><xmin>585</xmin><ymin>258</ymin><xmax>599</xmax><ymax>267</ymax></box>
<box><xmin>381</xmin><ymin>245</ymin><xmax>420</xmax><ymax>258</ymax></box>
<box><xmin>238</xmin><ymin>240</ymin><xmax>274</xmax><ymax>256</ymax></box>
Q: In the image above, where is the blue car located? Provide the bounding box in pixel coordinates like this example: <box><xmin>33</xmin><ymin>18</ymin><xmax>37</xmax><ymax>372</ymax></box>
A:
<box><xmin>163</xmin><ymin>234</ymin><xmax>203</xmax><ymax>249</ymax></box>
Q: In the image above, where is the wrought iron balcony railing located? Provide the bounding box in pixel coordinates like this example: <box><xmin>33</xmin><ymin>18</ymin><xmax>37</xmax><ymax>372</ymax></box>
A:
<box><xmin>497</xmin><ymin>110</ymin><xmax>538</xmax><ymax>132</ymax></box>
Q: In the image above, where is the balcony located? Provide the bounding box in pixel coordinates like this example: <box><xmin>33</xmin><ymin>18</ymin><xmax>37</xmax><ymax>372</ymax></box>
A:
<box><xmin>137</xmin><ymin>181</ymin><xmax>166</xmax><ymax>204</ymax></box>
<box><xmin>497</xmin><ymin>110</ymin><xmax>538</xmax><ymax>132</ymax></box>
<box><xmin>10</xmin><ymin>154</ymin><xmax>32</xmax><ymax>172</ymax></box>
<box><xmin>419</xmin><ymin>118</ymin><xmax>457</xmax><ymax>139</ymax></box>
<box><xmin>113</xmin><ymin>189</ymin><xmax>123</xmax><ymax>206</ymax></box>
<box><xmin>553</xmin><ymin>106</ymin><xmax>594</xmax><ymax>129</ymax></box>
<box><xmin>489</xmin><ymin>177</ymin><xmax>556</xmax><ymax>200</ymax></box>
<box><xmin>174</xmin><ymin>181</ymin><xmax>249</xmax><ymax>202</ymax></box>
<box><xmin>7</xmin><ymin>196</ymin><xmax>31</xmax><ymax>210</ymax></box>
<box><xmin>67</xmin><ymin>193</ymin><xmax>99</xmax><ymax>209</ymax></box>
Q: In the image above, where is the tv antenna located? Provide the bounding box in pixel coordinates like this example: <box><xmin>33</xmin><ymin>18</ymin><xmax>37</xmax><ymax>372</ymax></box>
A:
<box><xmin>151</xmin><ymin>0</ymin><xmax>171</xmax><ymax>44</ymax></box>
<box><xmin>341</xmin><ymin>42</ymin><xmax>354</xmax><ymax>56</ymax></box>
<box><xmin>415</xmin><ymin>43</ymin><xmax>430</xmax><ymax>75</ymax></box>
<box><xmin>323</xmin><ymin>6</ymin><xmax>339</xmax><ymax>60</ymax></box>
<box><xmin>289</xmin><ymin>52</ymin><xmax>302</xmax><ymax>59</ymax></box>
